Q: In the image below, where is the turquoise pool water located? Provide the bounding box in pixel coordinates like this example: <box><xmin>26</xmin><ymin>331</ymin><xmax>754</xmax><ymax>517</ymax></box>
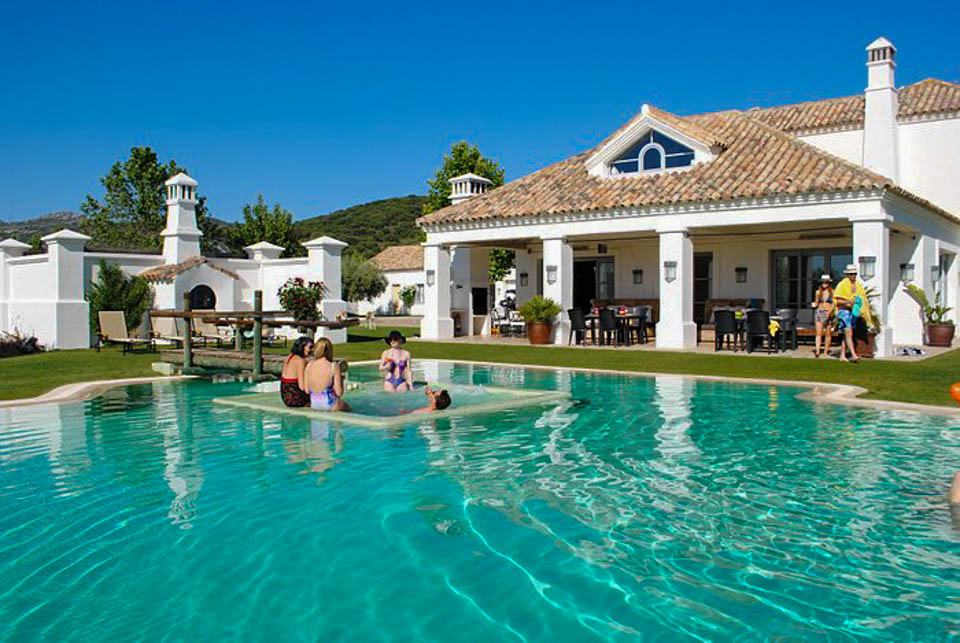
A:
<box><xmin>1</xmin><ymin>362</ymin><xmax>958</xmax><ymax>640</ymax></box>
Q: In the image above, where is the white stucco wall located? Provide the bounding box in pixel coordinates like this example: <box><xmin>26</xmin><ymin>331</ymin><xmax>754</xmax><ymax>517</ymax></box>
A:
<box><xmin>898</xmin><ymin>117</ymin><xmax>960</xmax><ymax>216</ymax></box>
<box><xmin>356</xmin><ymin>268</ymin><xmax>425</xmax><ymax>316</ymax></box>
<box><xmin>798</xmin><ymin>128</ymin><xmax>864</xmax><ymax>166</ymax></box>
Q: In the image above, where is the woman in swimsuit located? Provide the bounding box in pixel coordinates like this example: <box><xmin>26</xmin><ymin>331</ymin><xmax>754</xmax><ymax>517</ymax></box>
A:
<box><xmin>379</xmin><ymin>330</ymin><xmax>413</xmax><ymax>392</ymax></box>
<box><xmin>811</xmin><ymin>274</ymin><xmax>835</xmax><ymax>358</ymax></box>
<box><xmin>280</xmin><ymin>337</ymin><xmax>313</xmax><ymax>407</ymax></box>
<box><xmin>304</xmin><ymin>338</ymin><xmax>351</xmax><ymax>412</ymax></box>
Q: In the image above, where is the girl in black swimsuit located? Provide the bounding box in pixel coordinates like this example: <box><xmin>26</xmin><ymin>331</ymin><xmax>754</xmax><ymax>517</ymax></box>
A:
<box><xmin>280</xmin><ymin>337</ymin><xmax>313</xmax><ymax>407</ymax></box>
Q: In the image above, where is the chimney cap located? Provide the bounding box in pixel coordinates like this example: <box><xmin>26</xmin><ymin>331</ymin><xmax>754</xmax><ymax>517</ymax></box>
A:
<box><xmin>866</xmin><ymin>37</ymin><xmax>896</xmax><ymax>51</ymax></box>
<box><xmin>449</xmin><ymin>173</ymin><xmax>493</xmax><ymax>185</ymax></box>
<box><xmin>165</xmin><ymin>172</ymin><xmax>198</xmax><ymax>187</ymax></box>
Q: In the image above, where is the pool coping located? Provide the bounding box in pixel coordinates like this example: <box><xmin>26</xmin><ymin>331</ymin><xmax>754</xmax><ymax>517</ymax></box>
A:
<box><xmin>0</xmin><ymin>359</ymin><xmax>957</xmax><ymax>418</ymax></box>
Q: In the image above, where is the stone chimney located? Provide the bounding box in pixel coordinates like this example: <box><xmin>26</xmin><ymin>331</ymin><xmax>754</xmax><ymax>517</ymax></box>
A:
<box><xmin>863</xmin><ymin>37</ymin><xmax>899</xmax><ymax>181</ymax></box>
<box><xmin>161</xmin><ymin>172</ymin><xmax>202</xmax><ymax>264</ymax></box>
<box><xmin>449</xmin><ymin>173</ymin><xmax>493</xmax><ymax>205</ymax></box>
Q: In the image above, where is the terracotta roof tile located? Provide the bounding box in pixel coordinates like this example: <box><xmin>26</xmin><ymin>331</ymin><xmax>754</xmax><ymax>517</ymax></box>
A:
<box><xmin>139</xmin><ymin>256</ymin><xmax>240</xmax><ymax>282</ymax></box>
<box><xmin>370</xmin><ymin>245</ymin><xmax>423</xmax><ymax>271</ymax></box>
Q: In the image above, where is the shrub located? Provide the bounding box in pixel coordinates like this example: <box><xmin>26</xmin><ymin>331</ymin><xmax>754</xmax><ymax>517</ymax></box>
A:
<box><xmin>87</xmin><ymin>260</ymin><xmax>153</xmax><ymax>337</ymax></box>
<box><xmin>904</xmin><ymin>283</ymin><xmax>954</xmax><ymax>325</ymax></box>
<box><xmin>399</xmin><ymin>285</ymin><xmax>417</xmax><ymax>311</ymax></box>
<box><xmin>0</xmin><ymin>330</ymin><xmax>42</xmax><ymax>358</ymax></box>
<box><xmin>278</xmin><ymin>277</ymin><xmax>326</xmax><ymax>324</ymax></box>
<box><xmin>517</xmin><ymin>296</ymin><xmax>562</xmax><ymax>324</ymax></box>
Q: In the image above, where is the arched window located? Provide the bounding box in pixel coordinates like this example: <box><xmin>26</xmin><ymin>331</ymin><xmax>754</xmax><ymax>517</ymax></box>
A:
<box><xmin>190</xmin><ymin>285</ymin><xmax>216</xmax><ymax>310</ymax></box>
<box><xmin>610</xmin><ymin>130</ymin><xmax>695</xmax><ymax>175</ymax></box>
<box><xmin>641</xmin><ymin>145</ymin><xmax>663</xmax><ymax>170</ymax></box>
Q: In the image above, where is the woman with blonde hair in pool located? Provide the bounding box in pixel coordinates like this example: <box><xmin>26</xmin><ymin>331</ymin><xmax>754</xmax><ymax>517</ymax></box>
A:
<box><xmin>304</xmin><ymin>338</ymin><xmax>351</xmax><ymax>412</ymax></box>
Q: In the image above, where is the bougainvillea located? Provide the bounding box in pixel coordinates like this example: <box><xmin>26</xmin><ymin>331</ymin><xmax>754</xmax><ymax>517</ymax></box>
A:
<box><xmin>278</xmin><ymin>278</ymin><xmax>326</xmax><ymax>328</ymax></box>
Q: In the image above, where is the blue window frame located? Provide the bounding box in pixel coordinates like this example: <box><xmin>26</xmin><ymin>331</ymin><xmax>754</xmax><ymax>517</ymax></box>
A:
<box><xmin>610</xmin><ymin>130</ymin><xmax>695</xmax><ymax>175</ymax></box>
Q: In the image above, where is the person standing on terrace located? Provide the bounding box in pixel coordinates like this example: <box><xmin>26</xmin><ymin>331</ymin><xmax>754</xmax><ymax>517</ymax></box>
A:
<box><xmin>833</xmin><ymin>265</ymin><xmax>873</xmax><ymax>363</ymax></box>
<box><xmin>811</xmin><ymin>275</ymin><xmax>835</xmax><ymax>358</ymax></box>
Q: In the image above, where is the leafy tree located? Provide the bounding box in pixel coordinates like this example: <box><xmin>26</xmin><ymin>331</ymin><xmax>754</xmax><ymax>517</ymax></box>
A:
<box><xmin>230</xmin><ymin>195</ymin><xmax>297</xmax><ymax>256</ymax></box>
<box><xmin>422</xmin><ymin>142</ymin><xmax>505</xmax><ymax>215</ymax></box>
<box><xmin>87</xmin><ymin>260</ymin><xmax>153</xmax><ymax>337</ymax></box>
<box><xmin>399</xmin><ymin>285</ymin><xmax>418</xmax><ymax>311</ymax></box>
<box><xmin>80</xmin><ymin>146</ymin><xmax>221</xmax><ymax>252</ymax></box>
<box><xmin>342</xmin><ymin>254</ymin><xmax>387</xmax><ymax>303</ymax></box>
<box><xmin>488</xmin><ymin>248</ymin><xmax>515</xmax><ymax>282</ymax></box>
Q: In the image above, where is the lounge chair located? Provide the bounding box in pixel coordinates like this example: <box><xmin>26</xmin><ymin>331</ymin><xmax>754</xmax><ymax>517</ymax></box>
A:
<box><xmin>192</xmin><ymin>310</ymin><xmax>229</xmax><ymax>348</ymax></box>
<box><xmin>97</xmin><ymin>311</ymin><xmax>156</xmax><ymax>354</ymax></box>
<box><xmin>150</xmin><ymin>314</ymin><xmax>184</xmax><ymax>347</ymax></box>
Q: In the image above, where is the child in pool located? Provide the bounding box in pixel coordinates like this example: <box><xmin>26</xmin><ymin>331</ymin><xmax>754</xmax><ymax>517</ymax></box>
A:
<box><xmin>379</xmin><ymin>330</ymin><xmax>413</xmax><ymax>392</ymax></box>
<box><xmin>412</xmin><ymin>386</ymin><xmax>451</xmax><ymax>414</ymax></box>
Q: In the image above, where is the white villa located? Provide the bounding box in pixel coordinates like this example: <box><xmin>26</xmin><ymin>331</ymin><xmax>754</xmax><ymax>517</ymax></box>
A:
<box><xmin>0</xmin><ymin>173</ymin><xmax>349</xmax><ymax>349</ymax></box>
<box><xmin>356</xmin><ymin>245</ymin><xmax>426</xmax><ymax>317</ymax></box>
<box><xmin>417</xmin><ymin>38</ymin><xmax>960</xmax><ymax>356</ymax></box>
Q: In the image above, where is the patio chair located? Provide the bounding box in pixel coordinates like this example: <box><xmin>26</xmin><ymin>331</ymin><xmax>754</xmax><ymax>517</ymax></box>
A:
<box><xmin>490</xmin><ymin>307</ymin><xmax>511</xmax><ymax>337</ymax></box>
<box><xmin>567</xmin><ymin>308</ymin><xmax>590</xmax><ymax>346</ymax></box>
<box><xmin>192</xmin><ymin>310</ymin><xmax>228</xmax><ymax>348</ymax></box>
<box><xmin>745</xmin><ymin>310</ymin><xmax>775</xmax><ymax>354</ymax></box>
<box><xmin>97</xmin><ymin>311</ymin><xmax>156</xmax><ymax>355</ymax></box>
<box><xmin>150</xmin><ymin>314</ymin><xmax>183</xmax><ymax>347</ymax></box>
<box><xmin>597</xmin><ymin>308</ymin><xmax>624</xmax><ymax>347</ymax></box>
<box><xmin>713</xmin><ymin>309</ymin><xmax>739</xmax><ymax>351</ymax></box>
<box><xmin>506</xmin><ymin>309</ymin><xmax>526</xmax><ymax>337</ymax></box>
<box><xmin>627</xmin><ymin>306</ymin><xmax>648</xmax><ymax>344</ymax></box>
<box><xmin>775</xmin><ymin>308</ymin><xmax>799</xmax><ymax>351</ymax></box>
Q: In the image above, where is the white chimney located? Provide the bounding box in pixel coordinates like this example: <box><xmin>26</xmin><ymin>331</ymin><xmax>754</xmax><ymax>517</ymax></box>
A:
<box><xmin>863</xmin><ymin>37</ymin><xmax>899</xmax><ymax>181</ymax></box>
<box><xmin>161</xmin><ymin>172</ymin><xmax>202</xmax><ymax>264</ymax></box>
<box><xmin>449</xmin><ymin>173</ymin><xmax>493</xmax><ymax>205</ymax></box>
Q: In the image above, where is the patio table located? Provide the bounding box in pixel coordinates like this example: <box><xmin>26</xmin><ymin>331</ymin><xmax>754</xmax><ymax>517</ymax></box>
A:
<box><xmin>584</xmin><ymin>313</ymin><xmax>643</xmax><ymax>346</ymax></box>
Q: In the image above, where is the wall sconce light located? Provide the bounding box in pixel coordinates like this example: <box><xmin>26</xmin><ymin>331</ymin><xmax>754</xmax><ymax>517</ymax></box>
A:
<box><xmin>735</xmin><ymin>266</ymin><xmax>747</xmax><ymax>283</ymax></box>
<box><xmin>598</xmin><ymin>244</ymin><xmax>608</xmax><ymax>254</ymax></box>
<box><xmin>519</xmin><ymin>272</ymin><xmax>529</xmax><ymax>287</ymax></box>
<box><xmin>664</xmin><ymin>261</ymin><xmax>677</xmax><ymax>283</ymax></box>
<box><xmin>931</xmin><ymin>264</ymin><xmax>941</xmax><ymax>283</ymax></box>
<box><xmin>546</xmin><ymin>265</ymin><xmax>558</xmax><ymax>285</ymax></box>
<box><xmin>632</xmin><ymin>269</ymin><xmax>643</xmax><ymax>285</ymax></box>
<box><xmin>859</xmin><ymin>256</ymin><xmax>876</xmax><ymax>280</ymax></box>
<box><xmin>900</xmin><ymin>263</ymin><xmax>915</xmax><ymax>282</ymax></box>
<box><xmin>425</xmin><ymin>269</ymin><xmax>435</xmax><ymax>286</ymax></box>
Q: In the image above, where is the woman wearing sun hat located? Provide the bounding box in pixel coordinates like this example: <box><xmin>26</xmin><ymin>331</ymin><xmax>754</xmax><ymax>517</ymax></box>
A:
<box><xmin>811</xmin><ymin>274</ymin><xmax>836</xmax><ymax>358</ymax></box>
<box><xmin>379</xmin><ymin>330</ymin><xmax>413</xmax><ymax>392</ymax></box>
<box><xmin>833</xmin><ymin>264</ymin><xmax>873</xmax><ymax>362</ymax></box>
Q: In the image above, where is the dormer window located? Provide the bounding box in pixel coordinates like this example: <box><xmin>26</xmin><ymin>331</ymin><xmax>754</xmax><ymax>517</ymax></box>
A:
<box><xmin>610</xmin><ymin>131</ymin><xmax>695</xmax><ymax>176</ymax></box>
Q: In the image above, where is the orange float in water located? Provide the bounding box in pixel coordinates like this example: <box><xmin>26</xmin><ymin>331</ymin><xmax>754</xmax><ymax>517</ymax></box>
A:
<box><xmin>951</xmin><ymin>382</ymin><xmax>960</xmax><ymax>404</ymax></box>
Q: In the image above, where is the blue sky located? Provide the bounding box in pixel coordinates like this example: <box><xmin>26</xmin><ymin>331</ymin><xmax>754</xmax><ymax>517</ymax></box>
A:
<box><xmin>2</xmin><ymin>0</ymin><xmax>958</xmax><ymax>222</ymax></box>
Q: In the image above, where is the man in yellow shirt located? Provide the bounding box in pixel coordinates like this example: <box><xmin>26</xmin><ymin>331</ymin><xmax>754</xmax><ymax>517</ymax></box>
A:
<box><xmin>833</xmin><ymin>263</ymin><xmax>872</xmax><ymax>362</ymax></box>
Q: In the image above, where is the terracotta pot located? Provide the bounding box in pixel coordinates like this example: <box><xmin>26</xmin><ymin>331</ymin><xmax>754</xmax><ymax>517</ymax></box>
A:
<box><xmin>853</xmin><ymin>332</ymin><xmax>875</xmax><ymax>358</ymax></box>
<box><xmin>926</xmin><ymin>323</ymin><xmax>956</xmax><ymax>347</ymax></box>
<box><xmin>526</xmin><ymin>322</ymin><xmax>553</xmax><ymax>345</ymax></box>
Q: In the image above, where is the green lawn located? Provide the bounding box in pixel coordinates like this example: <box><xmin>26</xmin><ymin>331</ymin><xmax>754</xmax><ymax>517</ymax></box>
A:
<box><xmin>2</xmin><ymin>326</ymin><xmax>959</xmax><ymax>408</ymax></box>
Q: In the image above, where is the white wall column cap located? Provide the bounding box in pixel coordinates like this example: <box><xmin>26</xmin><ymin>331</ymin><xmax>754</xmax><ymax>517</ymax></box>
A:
<box><xmin>539</xmin><ymin>233</ymin><xmax>567</xmax><ymax>241</ymax></box>
<box><xmin>848</xmin><ymin>213</ymin><xmax>893</xmax><ymax>223</ymax></box>
<box><xmin>40</xmin><ymin>229</ymin><xmax>92</xmax><ymax>245</ymax></box>
<box><xmin>0</xmin><ymin>238</ymin><xmax>32</xmax><ymax>252</ymax></box>
<box><xmin>655</xmin><ymin>226</ymin><xmax>689</xmax><ymax>235</ymax></box>
<box><xmin>302</xmin><ymin>236</ymin><xmax>348</xmax><ymax>249</ymax></box>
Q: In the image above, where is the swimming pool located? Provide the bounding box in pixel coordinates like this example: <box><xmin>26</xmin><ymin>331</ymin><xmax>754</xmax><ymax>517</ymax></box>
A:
<box><xmin>1</xmin><ymin>361</ymin><xmax>958</xmax><ymax>640</ymax></box>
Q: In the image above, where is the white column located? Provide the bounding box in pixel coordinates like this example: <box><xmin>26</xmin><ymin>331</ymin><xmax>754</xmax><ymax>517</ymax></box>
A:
<box><xmin>656</xmin><ymin>228</ymin><xmax>696</xmax><ymax>349</ymax></box>
<box><xmin>42</xmin><ymin>229</ymin><xmax>92</xmax><ymax>349</ymax></box>
<box><xmin>514</xmin><ymin>248</ymin><xmax>536</xmax><ymax>306</ymax></box>
<box><xmin>302</xmin><ymin>236</ymin><xmax>349</xmax><ymax>343</ymax></box>
<box><xmin>541</xmin><ymin>235</ymin><xmax>573</xmax><ymax>344</ymax></box>
<box><xmin>890</xmin><ymin>234</ymin><xmax>936</xmax><ymax>346</ymax></box>
<box><xmin>853</xmin><ymin>219</ymin><xmax>893</xmax><ymax>356</ymax></box>
<box><xmin>450</xmin><ymin>246</ymin><xmax>473</xmax><ymax>336</ymax></box>
<box><xmin>421</xmin><ymin>243</ymin><xmax>454</xmax><ymax>339</ymax></box>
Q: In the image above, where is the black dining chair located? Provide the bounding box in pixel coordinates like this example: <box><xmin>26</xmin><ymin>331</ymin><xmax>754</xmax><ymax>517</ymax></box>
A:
<box><xmin>713</xmin><ymin>309</ymin><xmax>739</xmax><ymax>351</ymax></box>
<box><xmin>598</xmin><ymin>308</ymin><xmax>623</xmax><ymax>347</ymax></box>
<box><xmin>626</xmin><ymin>306</ymin><xmax>648</xmax><ymax>345</ymax></box>
<box><xmin>745</xmin><ymin>310</ymin><xmax>775</xmax><ymax>353</ymax></box>
<box><xmin>775</xmin><ymin>308</ymin><xmax>798</xmax><ymax>351</ymax></box>
<box><xmin>568</xmin><ymin>308</ymin><xmax>590</xmax><ymax>346</ymax></box>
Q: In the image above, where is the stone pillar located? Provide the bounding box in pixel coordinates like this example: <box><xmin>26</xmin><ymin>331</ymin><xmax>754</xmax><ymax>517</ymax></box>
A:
<box><xmin>302</xmin><ymin>236</ymin><xmax>349</xmax><ymax>343</ymax></box>
<box><xmin>853</xmin><ymin>219</ymin><xmax>893</xmax><ymax>356</ymax></box>
<box><xmin>513</xmin><ymin>248</ymin><xmax>536</xmax><ymax>306</ymax></box>
<box><xmin>656</xmin><ymin>228</ymin><xmax>696</xmax><ymax>350</ymax></box>
<box><xmin>0</xmin><ymin>238</ymin><xmax>31</xmax><ymax>335</ymax></box>
<box><xmin>421</xmin><ymin>243</ymin><xmax>454</xmax><ymax>339</ymax></box>
<box><xmin>541</xmin><ymin>235</ymin><xmax>573</xmax><ymax>344</ymax></box>
<box><xmin>42</xmin><ymin>229</ymin><xmax>92</xmax><ymax>349</ymax></box>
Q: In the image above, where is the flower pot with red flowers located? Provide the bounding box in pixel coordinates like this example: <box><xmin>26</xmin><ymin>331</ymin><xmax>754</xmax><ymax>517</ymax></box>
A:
<box><xmin>905</xmin><ymin>284</ymin><xmax>955</xmax><ymax>347</ymax></box>
<box><xmin>517</xmin><ymin>296</ymin><xmax>562</xmax><ymax>345</ymax></box>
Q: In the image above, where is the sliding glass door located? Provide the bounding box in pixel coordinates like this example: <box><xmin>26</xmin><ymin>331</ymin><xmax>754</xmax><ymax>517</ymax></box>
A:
<box><xmin>772</xmin><ymin>248</ymin><xmax>852</xmax><ymax>310</ymax></box>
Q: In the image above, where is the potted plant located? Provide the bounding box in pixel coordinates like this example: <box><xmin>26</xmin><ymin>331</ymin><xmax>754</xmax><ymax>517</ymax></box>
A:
<box><xmin>905</xmin><ymin>283</ymin><xmax>955</xmax><ymax>346</ymax></box>
<box><xmin>853</xmin><ymin>286</ymin><xmax>882</xmax><ymax>358</ymax></box>
<box><xmin>517</xmin><ymin>296</ymin><xmax>562</xmax><ymax>345</ymax></box>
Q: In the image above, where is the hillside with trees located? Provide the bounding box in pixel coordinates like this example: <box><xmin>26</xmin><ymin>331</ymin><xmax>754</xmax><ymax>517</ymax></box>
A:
<box><xmin>293</xmin><ymin>195</ymin><xmax>426</xmax><ymax>259</ymax></box>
